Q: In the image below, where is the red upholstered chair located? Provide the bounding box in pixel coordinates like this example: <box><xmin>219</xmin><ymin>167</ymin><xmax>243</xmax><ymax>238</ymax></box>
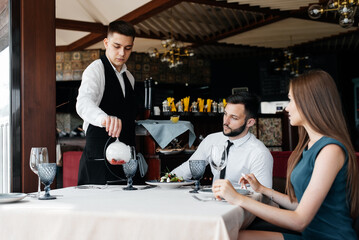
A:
<box><xmin>271</xmin><ymin>151</ymin><xmax>292</xmax><ymax>178</ymax></box>
<box><xmin>62</xmin><ymin>151</ymin><xmax>82</xmax><ymax>187</ymax></box>
<box><xmin>271</xmin><ymin>151</ymin><xmax>292</xmax><ymax>193</ymax></box>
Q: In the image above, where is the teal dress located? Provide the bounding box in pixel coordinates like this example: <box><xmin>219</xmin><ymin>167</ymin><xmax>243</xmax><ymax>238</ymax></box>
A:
<box><xmin>283</xmin><ymin>137</ymin><xmax>357</xmax><ymax>240</ymax></box>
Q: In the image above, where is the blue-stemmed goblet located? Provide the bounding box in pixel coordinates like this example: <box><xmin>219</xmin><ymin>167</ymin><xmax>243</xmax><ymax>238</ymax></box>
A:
<box><xmin>38</xmin><ymin>163</ymin><xmax>57</xmax><ymax>200</ymax></box>
<box><xmin>122</xmin><ymin>146</ymin><xmax>138</xmax><ymax>190</ymax></box>
<box><xmin>189</xmin><ymin>160</ymin><xmax>206</xmax><ymax>193</ymax></box>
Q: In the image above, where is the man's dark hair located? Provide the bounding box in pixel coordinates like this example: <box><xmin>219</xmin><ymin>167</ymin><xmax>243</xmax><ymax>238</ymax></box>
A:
<box><xmin>226</xmin><ymin>92</ymin><xmax>260</xmax><ymax>119</ymax></box>
<box><xmin>108</xmin><ymin>20</ymin><xmax>136</xmax><ymax>40</ymax></box>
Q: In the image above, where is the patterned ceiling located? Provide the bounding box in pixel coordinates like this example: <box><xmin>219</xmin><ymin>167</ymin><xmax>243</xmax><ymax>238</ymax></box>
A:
<box><xmin>56</xmin><ymin>0</ymin><xmax>359</xmax><ymax>58</ymax></box>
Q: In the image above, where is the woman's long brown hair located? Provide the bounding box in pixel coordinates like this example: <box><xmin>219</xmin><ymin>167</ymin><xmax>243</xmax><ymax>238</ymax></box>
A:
<box><xmin>285</xmin><ymin>70</ymin><xmax>359</xmax><ymax>218</ymax></box>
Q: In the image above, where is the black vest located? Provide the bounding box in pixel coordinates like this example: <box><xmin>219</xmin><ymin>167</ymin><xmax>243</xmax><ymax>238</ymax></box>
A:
<box><xmin>86</xmin><ymin>55</ymin><xmax>136</xmax><ymax>145</ymax></box>
<box><xmin>77</xmin><ymin>55</ymin><xmax>137</xmax><ymax>185</ymax></box>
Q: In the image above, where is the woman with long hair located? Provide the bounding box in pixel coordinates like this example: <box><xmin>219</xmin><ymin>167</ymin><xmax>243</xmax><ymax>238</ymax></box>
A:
<box><xmin>213</xmin><ymin>69</ymin><xmax>359</xmax><ymax>240</ymax></box>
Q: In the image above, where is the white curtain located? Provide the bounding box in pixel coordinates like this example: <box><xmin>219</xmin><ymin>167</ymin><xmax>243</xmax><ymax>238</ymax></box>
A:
<box><xmin>0</xmin><ymin>122</ymin><xmax>10</xmax><ymax>193</ymax></box>
<box><xmin>0</xmin><ymin>45</ymin><xmax>10</xmax><ymax>193</ymax></box>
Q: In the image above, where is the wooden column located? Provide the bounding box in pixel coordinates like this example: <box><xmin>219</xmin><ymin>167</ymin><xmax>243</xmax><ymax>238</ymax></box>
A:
<box><xmin>143</xmin><ymin>135</ymin><xmax>161</xmax><ymax>180</ymax></box>
<box><xmin>21</xmin><ymin>0</ymin><xmax>56</xmax><ymax>193</ymax></box>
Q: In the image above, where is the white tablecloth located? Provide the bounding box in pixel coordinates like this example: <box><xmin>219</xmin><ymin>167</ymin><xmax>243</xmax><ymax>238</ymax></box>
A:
<box><xmin>0</xmin><ymin>186</ymin><xmax>264</xmax><ymax>240</ymax></box>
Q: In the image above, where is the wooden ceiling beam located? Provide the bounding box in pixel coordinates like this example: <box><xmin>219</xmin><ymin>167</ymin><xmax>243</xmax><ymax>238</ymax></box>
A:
<box><xmin>55</xmin><ymin>45</ymin><xmax>70</xmax><ymax>52</ymax></box>
<box><xmin>57</xmin><ymin>0</ymin><xmax>182</xmax><ymax>51</ymax></box>
<box><xmin>118</xmin><ymin>0</ymin><xmax>182</xmax><ymax>24</ymax></box>
<box><xmin>55</xmin><ymin>18</ymin><xmax>107</xmax><ymax>33</ymax></box>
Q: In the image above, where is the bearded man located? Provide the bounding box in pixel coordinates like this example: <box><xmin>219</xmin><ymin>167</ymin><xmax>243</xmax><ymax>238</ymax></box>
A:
<box><xmin>172</xmin><ymin>92</ymin><xmax>273</xmax><ymax>188</ymax></box>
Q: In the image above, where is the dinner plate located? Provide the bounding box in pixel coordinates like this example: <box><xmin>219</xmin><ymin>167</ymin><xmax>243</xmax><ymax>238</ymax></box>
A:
<box><xmin>145</xmin><ymin>180</ymin><xmax>194</xmax><ymax>189</ymax></box>
<box><xmin>183</xmin><ymin>149</ymin><xmax>196</xmax><ymax>154</ymax></box>
<box><xmin>0</xmin><ymin>193</ymin><xmax>27</xmax><ymax>203</ymax></box>
<box><xmin>156</xmin><ymin>149</ymin><xmax>184</xmax><ymax>155</ymax></box>
<box><xmin>198</xmin><ymin>188</ymin><xmax>251</xmax><ymax>196</ymax></box>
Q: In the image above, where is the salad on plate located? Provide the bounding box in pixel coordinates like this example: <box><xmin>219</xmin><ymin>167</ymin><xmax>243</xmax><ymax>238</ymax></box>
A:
<box><xmin>160</xmin><ymin>172</ymin><xmax>184</xmax><ymax>182</ymax></box>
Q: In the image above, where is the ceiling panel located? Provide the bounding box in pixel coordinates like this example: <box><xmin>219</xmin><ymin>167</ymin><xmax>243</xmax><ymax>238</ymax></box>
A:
<box><xmin>226</xmin><ymin>0</ymin><xmax>318</xmax><ymax>10</ymax></box>
<box><xmin>55</xmin><ymin>0</ymin><xmax>359</xmax><ymax>57</ymax></box>
<box><xmin>56</xmin><ymin>29</ymin><xmax>89</xmax><ymax>46</ymax></box>
<box><xmin>220</xmin><ymin>18</ymin><xmax>353</xmax><ymax>48</ymax></box>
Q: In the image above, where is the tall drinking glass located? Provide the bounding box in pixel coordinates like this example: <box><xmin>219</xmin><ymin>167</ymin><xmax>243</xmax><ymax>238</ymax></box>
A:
<box><xmin>209</xmin><ymin>145</ymin><xmax>227</xmax><ymax>178</ymax></box>
<box><xmin>29</xmin><ymin>147</ymin><xmax>49</xmax><ymax>197</ymax></box>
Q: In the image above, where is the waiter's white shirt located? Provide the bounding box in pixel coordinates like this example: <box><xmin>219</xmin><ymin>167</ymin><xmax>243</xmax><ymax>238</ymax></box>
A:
<box><xmin>76</xmin><ymin>58</ymin><xmax>135</xmax><ymax>133</ymax></box>
<box><xmin>172</xmin><ymin>132</ymin><xmax>273</xmax><ymax>188</ymax></box>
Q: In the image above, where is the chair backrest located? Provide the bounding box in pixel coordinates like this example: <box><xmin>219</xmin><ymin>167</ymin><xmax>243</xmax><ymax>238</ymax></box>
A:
<box><xmin>62</xmin><ymin>151</ymin><xmax>82</xmax><ymax>187</ymax></box>
<box><xmin>271</xmin><ymin>151</ymin><xmax>292</xmax><ymax>178</ymax></box>
<box><xmin>270</xmin><ymin>151</ymin><xmax>292</xmax><ymax>193</ymax></box>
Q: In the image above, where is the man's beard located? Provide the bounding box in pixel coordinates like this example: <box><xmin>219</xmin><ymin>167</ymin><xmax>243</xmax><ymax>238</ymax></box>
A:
<box><xmin>223</xmin><ymin>121</ymin><xmax>247</xmax><ymax>137</ymax></box>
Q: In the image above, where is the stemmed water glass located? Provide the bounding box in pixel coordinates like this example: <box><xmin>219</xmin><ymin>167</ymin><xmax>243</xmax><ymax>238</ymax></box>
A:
<box><xmin>29</xmin><ymin>147</ymin><xmax>49</xmax><ymax>198</ymax></box>
<box><xmin>122</xmin><ymin>146</ymin><xmax>138</xmax><ymax>190</ymax></box>
<box><xmin>209</xmin><ymin>145</ymin><xmax>227</xmax><ymax>179</ymax></box>
<box><xmin>38</xmin><ymin>163</ymin><xmax>57</xmax><ymax>200</ymax></box>
<box><xmin>189</xmin><ymin>160</ymin><xmax>206</xmax><ymax>193</ymax></box>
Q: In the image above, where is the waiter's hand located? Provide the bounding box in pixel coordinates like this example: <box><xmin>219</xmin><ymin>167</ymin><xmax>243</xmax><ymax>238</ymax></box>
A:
<box><xmin>101</xmin><ymin>116</ymin><xmax>122</xmax><ymax>138</ymax></box>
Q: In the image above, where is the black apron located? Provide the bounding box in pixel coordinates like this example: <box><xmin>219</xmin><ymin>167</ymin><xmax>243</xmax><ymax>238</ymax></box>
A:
<box><xmin>77</xmin><ymin>55</ymin><xmax>137</xmax><ymax>185</ymax></box>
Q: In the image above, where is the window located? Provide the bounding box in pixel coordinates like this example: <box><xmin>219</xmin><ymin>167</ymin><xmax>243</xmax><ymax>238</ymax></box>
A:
<box><xmin>0</xmin><ymin>42</ymin><xmax>10</xmax><ymax>193</ymax></box>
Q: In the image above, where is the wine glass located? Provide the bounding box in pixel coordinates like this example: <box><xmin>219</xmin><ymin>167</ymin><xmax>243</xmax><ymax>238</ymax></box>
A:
<box><xmin>38</xmin><ymin>163</ymin><xmax>57</xmax><ymax>200</ymax></box>
<box><xmin>122</xmin><ymin>146</ymin><xmax>138</xmax><ymax>190</ymax></box>
<box><xmin>209</xmin><ymin>145</ymin><xmax>227</xmax><ymax>179</ymax></box>
<box><xmin>29</xmin><ymin>147</ymin><xmax>49</xmax><ymax>198</ymax></box>
<box><xmin>189</xmin><ymin>160</ymin><xmax>206</xmax><ymax>193</ymax></box>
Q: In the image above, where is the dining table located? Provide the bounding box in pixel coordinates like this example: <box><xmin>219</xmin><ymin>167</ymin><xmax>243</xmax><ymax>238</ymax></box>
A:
<box><xmin>0</xmin><ymin>184</ymin><xmax>272</xmax><ymax>240</ymax></box>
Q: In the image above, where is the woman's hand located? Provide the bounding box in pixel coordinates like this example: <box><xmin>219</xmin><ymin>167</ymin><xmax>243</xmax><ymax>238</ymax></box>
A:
<box><xmin>212</xmin><ymin>179</ymin><xmax>243</xmax><ymax>205</ymax></box>
<box><xmin>102</xmin><ymin>116</ymin><xmax>122</xmax><ymax>138</ymax></box>
<box><xmin>239</xmin><ymin>173</ymin><xmax>263</xmax><ymax>193</ymax></box>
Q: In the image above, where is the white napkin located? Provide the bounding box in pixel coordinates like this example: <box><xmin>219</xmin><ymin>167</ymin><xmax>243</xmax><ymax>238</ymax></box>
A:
<box><xmin>56</xmin><ymin>144</ymin><xmax>62</xmax><ymax>166</ymax></box>
<box><xmin>137</xmin><ymin>153</ymin><xmax>148</xmax><ymax>177</ymax></box>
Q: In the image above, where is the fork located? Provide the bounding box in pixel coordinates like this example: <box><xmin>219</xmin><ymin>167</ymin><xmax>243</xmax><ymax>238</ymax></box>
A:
<box><xmin>192</xmin><ymin>195</ymin><xmax>216</xmax><ymax>202</ymax></box>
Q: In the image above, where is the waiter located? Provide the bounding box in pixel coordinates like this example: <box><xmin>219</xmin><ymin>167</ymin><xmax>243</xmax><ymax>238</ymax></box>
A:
<box><xmin>76</xmin><ymin>20</ymin><xmax>137</xmax><ymax>185</ymax></box>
